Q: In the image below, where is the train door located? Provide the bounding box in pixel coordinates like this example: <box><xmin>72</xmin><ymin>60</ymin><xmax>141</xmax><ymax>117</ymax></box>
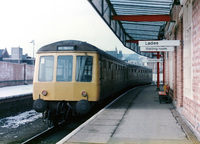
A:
<box><xmin>111</xmin><ymin>62</ymin><xmax>114</xmax><ymax>93</ymax></box>
<box><xmin>99</xmin><ymin>57</ymin><xmax>107</xmax><ymax>99</ymax></box>
<box><xmin>123</xmin><ymin>66</ymin><xmax>127</xmax><ymax>87</ymax></box>
<box><xmin>99</xmin><ymin>57</ymin><xmax>103</xmax><ymax>98</ymax></box>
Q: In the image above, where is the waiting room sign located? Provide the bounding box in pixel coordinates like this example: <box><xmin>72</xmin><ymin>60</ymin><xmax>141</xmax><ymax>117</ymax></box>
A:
<box><xmin>139</xmin><ymin>40</ymin><xmax>180</xmax><ymax>52</ymax></box>
<box><xmin>140</xmin><ymin>47</ymin><xmax>174</xmax><ymax>52</ymax></box>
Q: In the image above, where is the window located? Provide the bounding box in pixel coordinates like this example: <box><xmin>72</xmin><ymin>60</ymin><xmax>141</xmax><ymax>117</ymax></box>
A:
<box><xmin>134</xmin><ymin>69</ymin><xmax>137</xmax><ymax>77</ymax></box>
<box><xmin>115</xmin><ymin>64</ymin><xmax>117</xmax><ymax>70</ymax></box>
<box><xmin>39</xmin><ymin>56</ymin><xmax>54</xmax><ymax>82</ymax></box>
<box><xmin>108</xmin><ymin>62</ymin><xmax>112</xmax><ymax>69</ymax></box>
<box><xmin>183</xmin><ymin>0</ymin><xmax>193</xmax><ymax>99</ymax></box>
<box><xmin>57</xmin><ymin>56</ymin><xmax>73</xmax><ymax>82</ymax></box>
<box><xmin>76</xmin><ymin>56</ymin><xmax>93</xmax><ymax>82</ymax></box>
<box><xmin>103</xmin><ymin>60</ymin><xmax>107</xmax><ymax>68</ymax></box>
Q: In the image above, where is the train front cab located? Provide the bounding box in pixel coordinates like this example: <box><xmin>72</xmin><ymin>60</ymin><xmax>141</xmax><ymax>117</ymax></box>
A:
<box><xmin>33</xmin><ymin>52</ymin><xmax>100</xmax><ymax>115</ymax></box>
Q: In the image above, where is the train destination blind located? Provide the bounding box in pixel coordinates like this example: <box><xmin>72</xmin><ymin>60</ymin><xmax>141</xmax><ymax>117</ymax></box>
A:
<box><xmin>57</xmin><ymin>46</ymin><xmax>75</xmax><ymax>51</ymax></box>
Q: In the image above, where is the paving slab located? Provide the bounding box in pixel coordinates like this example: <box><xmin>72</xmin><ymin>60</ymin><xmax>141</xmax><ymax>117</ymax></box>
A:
<box><xmin>59</xmin><ymin>86</ymin><xmax>193</xmax><ymax>144</ymax></box>
<box><xmin>110</xmin><ymin>86</ymin><xmax>187</xmax><ymax>142</ymax></box>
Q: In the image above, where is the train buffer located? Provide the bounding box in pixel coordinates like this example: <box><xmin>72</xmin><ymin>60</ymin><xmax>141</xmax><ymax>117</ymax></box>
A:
<box><xmin>57</xmin><ymin>85</ymin><xmax>197</xmax><ymax>144</ymax></box>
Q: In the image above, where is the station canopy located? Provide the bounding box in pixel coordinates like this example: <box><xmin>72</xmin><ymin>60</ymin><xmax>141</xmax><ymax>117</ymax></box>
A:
<box><xmin>88</xmin><ymin>0</ymin><xmax>175</xmax><ymax>57</ymax></box>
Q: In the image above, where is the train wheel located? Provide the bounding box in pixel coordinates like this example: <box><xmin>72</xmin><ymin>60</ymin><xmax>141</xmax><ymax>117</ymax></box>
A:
<box><xmin>65</xmin><ymin>107</ymin><xmax>73</xmax><ymax>121</ymax></box>
<box><xmin>60</xmin><ymin>102</ymin><xmax>67</xmax><ymax>122</ymax></box>
<box><xmin>56</xmin><ymin>102</ymin><xmax>62</xmax><ymax>116</ymax></box>
<box><xmin>46</xmin><ymin>109</ymin><xmax>53</xmax><ymax>127</ymax></box>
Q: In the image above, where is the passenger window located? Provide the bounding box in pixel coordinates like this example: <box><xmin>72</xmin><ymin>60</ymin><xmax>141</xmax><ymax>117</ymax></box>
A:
<box><xmin>76</xmin><ymin>56</ymin><xmax>93</xmax><ymax>82</ymax></box>
<box><xmin>39</xmin><ymin>56</ymin><xmax>54</xmax><ymax>82</ymax></box>
<box><xmin>57</xmin><ymin>56</ymin><xmax>73</xmax><ymax>82</ymax></box>
<box><xmin>108</xmin><ymin>62</ymin><xmax>112</xmax><ymax>69</ymax></box>
<box><xmin>103</xmin><ymin>60</ymin><xmax>107</xmax><ymax>68</ymax></box>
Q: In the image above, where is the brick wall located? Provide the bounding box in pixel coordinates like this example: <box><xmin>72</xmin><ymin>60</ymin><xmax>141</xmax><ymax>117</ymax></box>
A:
<box><xmin>172</xmin><ymin>4</ymin><xmax>184</xmax><ymax>107</ymax></box>
<box><xmin>164</xmin><ymin>53</ymin><xmax>169</xmax><ymax>85</ymax></box>
<box><xmin>176</xmin><ymin>20</ymin><xmax>184</xmax><ymax>107</ymax></box>
<box><xmin>164</xmin><ymin>1</ymin><xmax>200</xmax><ymax>138</ymax></box>
<box><xmin>0</xmin><ymin>62</ymin><xmax>34</xmax><ymax>87</ymax></box>
<box><xmin>25</xmin><ymin>64</ymin><xmax>34</xmax><ymax>82</ymax></box>
<box><xmin>182</xmin><ymin>0</ymin><xmax>200</xmax><ymax>136</ymax></box>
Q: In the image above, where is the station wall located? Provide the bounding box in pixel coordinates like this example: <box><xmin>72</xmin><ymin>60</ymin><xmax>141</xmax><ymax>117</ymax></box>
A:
<box><xmin>0</xmin><ymin>61</ymin><xmax>34</xmax><ymax>87</ymax></box>
<box><xmin>164</xmin><ymin>0</ymin><xmax>200</xmax><ymax>139</ymax></box>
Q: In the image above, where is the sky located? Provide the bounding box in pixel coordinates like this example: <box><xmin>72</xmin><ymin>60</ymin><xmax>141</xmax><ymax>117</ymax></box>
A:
<box><xmin>0</xmin><ymin>0</ymin><xmax>135</xmax><ymax>57</ymax></box>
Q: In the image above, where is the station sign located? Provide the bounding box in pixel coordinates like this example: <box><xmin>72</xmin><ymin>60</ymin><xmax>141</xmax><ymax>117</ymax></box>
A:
<box><xmin>143</xmin><ymin>59</ymin><xmax>163</xmax><ymax>63</ymax></box>
<box><xmin>139</xmin><ymin>40</ymin><xmax>180</xmax><ymax>47</ymax></box>
<box><xmin>140</xmin><ymin>47</ymin><xmax>174</xmax><ymax>52</ymax></box>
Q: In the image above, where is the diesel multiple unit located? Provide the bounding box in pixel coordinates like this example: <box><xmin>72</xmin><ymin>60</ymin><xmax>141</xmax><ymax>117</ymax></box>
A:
<box><xmin>33</xmin><ymin>40</ymin><xmax>152</xmax><ymax>124</ymax></box>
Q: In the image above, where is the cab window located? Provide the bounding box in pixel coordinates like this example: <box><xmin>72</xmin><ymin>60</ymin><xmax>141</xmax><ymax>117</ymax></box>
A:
<box><xmin>39</xmin><ymin>56</ymin><xmax>54</xmax><ymax>82</ymax></box>
<box><xmin>57</xmin><ymin>56</ymin><xmax>73</xmax><ymax>82</ymax></box>
<box><xmin>76</xmin><ymin>56</ymin><xmax>93</xmax><ymax>82</ymax></box>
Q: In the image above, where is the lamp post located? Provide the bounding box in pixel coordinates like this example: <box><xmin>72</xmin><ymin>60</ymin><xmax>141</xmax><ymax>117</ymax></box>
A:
<box><xmin>30</xmin><ymin>40</ymin><xmax>35</xmax><ymax>65</ymax></box>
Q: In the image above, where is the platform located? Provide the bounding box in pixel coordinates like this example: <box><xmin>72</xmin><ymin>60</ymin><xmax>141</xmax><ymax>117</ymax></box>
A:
<box><xmin>57</xmin><ymin>85</ymin><xmax>196</xmax><ymax>144</ymax></box>
<box><xmin>0</xmin><ymin>84</ymin><xmax>32</xmax><ymax>100</ymax></box>
<box><xmin>0</xmin><ymin>84</ymin><xmax>33</xmax><ymax>118</ymax></box>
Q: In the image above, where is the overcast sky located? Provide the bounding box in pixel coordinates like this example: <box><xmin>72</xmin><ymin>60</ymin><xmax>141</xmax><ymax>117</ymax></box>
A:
<box><xmin>0</xmin><ymin>0</ymin><xmax>135</xmax><ymax>57</ymax></box>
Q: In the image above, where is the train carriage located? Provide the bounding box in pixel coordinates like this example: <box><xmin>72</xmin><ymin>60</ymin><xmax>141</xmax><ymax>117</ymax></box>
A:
<box><xmin>33</xmin><ymin>40</ymin><xmax>152</xmax><ymax>124</ymax></box>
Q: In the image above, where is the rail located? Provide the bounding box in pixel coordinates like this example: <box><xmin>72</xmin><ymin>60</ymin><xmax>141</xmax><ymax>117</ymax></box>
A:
<box><xmin>21</xmin><ymin>126</ymin><xmax>54</xmax><ymax>144</ymax></box>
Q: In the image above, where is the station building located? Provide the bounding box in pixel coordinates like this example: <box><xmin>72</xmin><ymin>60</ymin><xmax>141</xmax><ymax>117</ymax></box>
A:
<box><xmin>0</xmin><ymin>47</ymin><xmax>34</xmax><ymax>87</ymax></box>
<box><xmin>88</xmin><ymin>0</ymin><xmax>200</xmax><ymax>139</ymax></box>
<box><xmin>164</xmin><ymin>0</ymin><xmax>200</xmax><ymax>138</ymax></box>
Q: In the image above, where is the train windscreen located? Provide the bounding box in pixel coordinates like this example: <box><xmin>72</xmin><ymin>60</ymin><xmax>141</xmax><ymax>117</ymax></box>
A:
<box><xmin>39</xmin><ymin>56</ymin><xmax>54</xmax><ymax>82</ymax></box>
<box><xmin>56</xmin><ymin>56</ymin><xmax>73</xmax><ymax>82</ymax></box>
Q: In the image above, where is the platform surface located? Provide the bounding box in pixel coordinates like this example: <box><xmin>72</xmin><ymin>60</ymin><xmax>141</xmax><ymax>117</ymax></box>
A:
<box><xmin>58</xmin><ymin>85</ymin><xmax>193</xmax><ymax>144</ymax></box>
<box><xmin>0</xmin><ymin>84</ymin><xmax>32</xmax><ymax>100</ymax></box>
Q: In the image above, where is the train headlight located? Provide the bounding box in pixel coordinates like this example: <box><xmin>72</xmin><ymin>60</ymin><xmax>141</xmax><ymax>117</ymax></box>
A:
<box><xmin>42</xmin><ymin>90</ymin><xmax>48</xmax><ymax>96</ymax></box>
<box><xmin>81</xmin><ymin>91</ymin><xmax>87</xmax><ymax>97</ymax></box>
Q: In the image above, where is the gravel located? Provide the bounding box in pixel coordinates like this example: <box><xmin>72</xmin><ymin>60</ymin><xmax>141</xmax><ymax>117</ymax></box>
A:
<box><xmin>0</xmin><ymin>110</ymin><xmax>48</xmax><ymax>144</ymax></box>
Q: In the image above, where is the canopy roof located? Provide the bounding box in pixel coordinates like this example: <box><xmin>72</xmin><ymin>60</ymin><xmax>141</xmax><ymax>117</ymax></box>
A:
<box><xmin>88</xmin><ymin>0</ymin><xmax>175</xmax><ymax>57</ymax></box>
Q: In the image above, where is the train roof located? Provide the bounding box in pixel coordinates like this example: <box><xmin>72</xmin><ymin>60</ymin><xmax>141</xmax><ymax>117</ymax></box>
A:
<box><xmin>38</xmin><ymin>40</ymin><xmax>125</xmax><ymax>62</ymax></box>
<box><xmin>38</xmin><ymin>40</ymin><xmax>102</xmax><ymax>53</ymax></box>
<box><xmin>127</xmin><ymin>63</ymin><xmax>152</xmax><ymax>70</ymax></box>
<box><xmin>38</xmin><ymin>40</ymin><xmax>151</xmax><ymax>70</ymax></box>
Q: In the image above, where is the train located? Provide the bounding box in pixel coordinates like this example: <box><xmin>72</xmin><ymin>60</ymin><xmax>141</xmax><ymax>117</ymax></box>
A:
<box><xmin>33</xmin><ymin>40</ymin><xmax>152</xmax><ymax>125</ymax></box>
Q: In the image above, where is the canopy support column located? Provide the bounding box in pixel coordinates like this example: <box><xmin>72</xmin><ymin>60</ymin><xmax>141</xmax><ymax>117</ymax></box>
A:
<box><xmin>156</xmin><ymin>52</ymin><xmax>160</xmax><ymax>91</ymax></box>
<box><xmin>163</xmin><ymin>52</ymin><xmax>165</xmax><ymax>85</ymax></box>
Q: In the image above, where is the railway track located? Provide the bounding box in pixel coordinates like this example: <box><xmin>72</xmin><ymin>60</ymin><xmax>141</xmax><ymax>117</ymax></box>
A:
<box><xmin>22</xmin><ymin>126</ymin><xmax>54</xmax><ymax>144</ymax></box>
<box><xmin>21</xmin><ymin>113</ymin><xmax>95</xmax><ymax>144</ymax></box>
<box><xmin>21</xmin><ymin>105</ymin><xmax>101</xmax><ymax>143</ymax></box>
<box><xmin>21</xmin><ymin>87</ymin><xmax>134</xmax><ymax>144</ymax></box>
